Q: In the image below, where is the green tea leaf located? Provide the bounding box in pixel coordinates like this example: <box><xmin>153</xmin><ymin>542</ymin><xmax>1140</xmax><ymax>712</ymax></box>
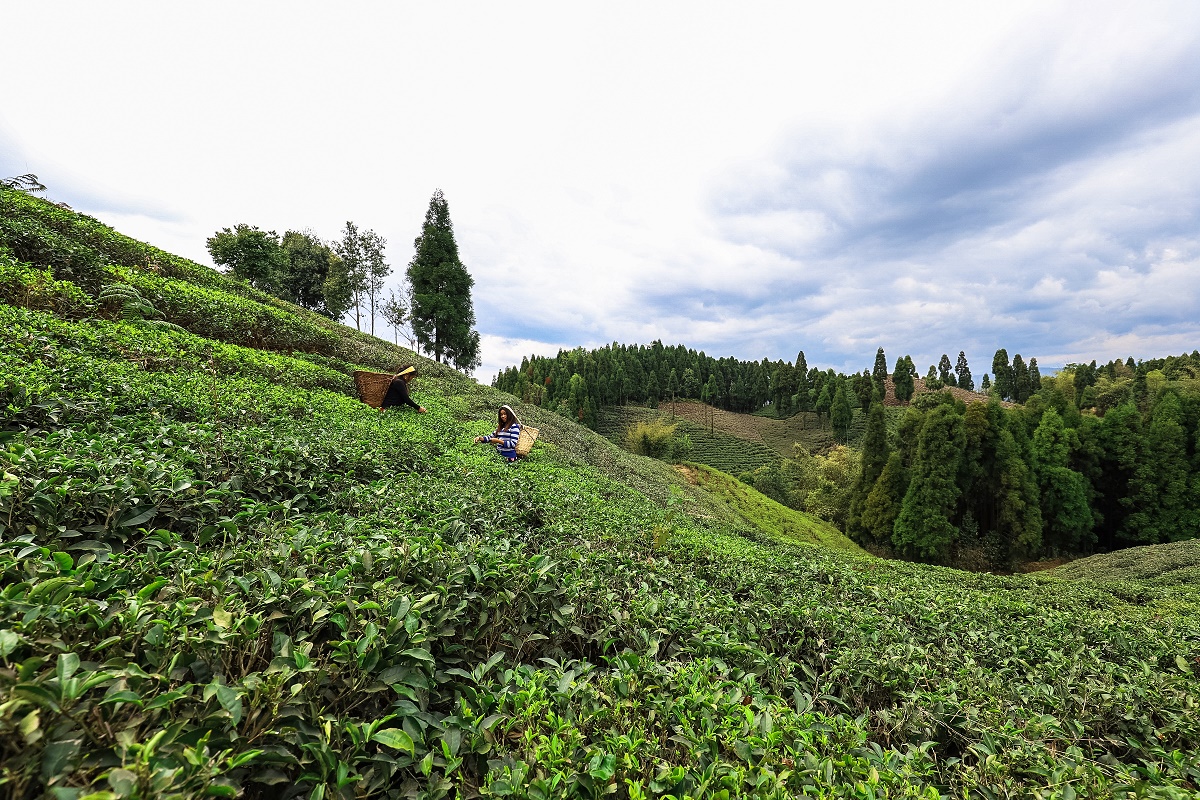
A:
<box><xmin>372</xmin><ymin>728</ymin><xmax>415</xmax><ymax>754</ymax></box>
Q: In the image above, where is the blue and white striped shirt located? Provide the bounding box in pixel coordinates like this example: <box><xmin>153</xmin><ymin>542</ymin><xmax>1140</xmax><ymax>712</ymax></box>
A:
<box><xmin>494</xmin><ymin>422</ymin><xmax>521</xmax><ymax>458</ymax></box>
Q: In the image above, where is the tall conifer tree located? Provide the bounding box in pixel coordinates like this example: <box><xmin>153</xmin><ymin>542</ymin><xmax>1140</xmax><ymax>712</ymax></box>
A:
<box><xmin>831</xmin><ymin>384</ymin><xmax>853</xmax><ymax>441</ymax></box>
<box><xmin>1012</xmin><ymin>354</ymin><xmax>1031</xmax><ymax>403</ymax></box>
<box><xmin>992</xmin><ymin>349</ymin><xmax>1012</xmax><ymax>399</ymax></box>
<box><xmin>848</xmin><ymin>400</ymin><xmax>890</xmax><ymax>539</ymax></box>
<box><xmin>794</xmin><ymin>351</ymin><xmax>810</xmax><ymax>410</ymax></box>
<box><xmin>1121</xmin><ymin>392</ymin><xmax>1193</xmax><ymax>543</ymax></box>
<box><xmin>1031</xmin><ymin>409</ymin><xmax>1094</xmax><ymax>553</ymax></box>
<box><xmin>872</xmin><ymin>347</ymin><xmax>888</xmax><ymax>397</ymax></box>
<box><xmin>892</xmin><ymin>404</ymin><xmax>966</xmax><ymax>561</ymax></box>
<box><xmin>407</xmin><ymin>189</ymin><xmax>480</xmax><ymax>370</ymax></box>
<box><xmin>938</xmin><ymin>354</ymin><xmax>956</xmax><ymax>386</ymax></box>
<box><xmin>955</xmin><ymin>351</ymin><xmax>974</xmax><ymax>391</ymax></box>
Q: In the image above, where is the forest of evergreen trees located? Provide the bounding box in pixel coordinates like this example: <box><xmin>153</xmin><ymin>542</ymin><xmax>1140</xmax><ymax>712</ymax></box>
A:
<box><xmin>493</xmin><ymin>341</ymin><xmax>876</xmax><ymax>435</ymax></box>
<box><xmin>496</xmin><ymin>344</ymin><xmax>1200</xmax><ymax>564</ymax></box>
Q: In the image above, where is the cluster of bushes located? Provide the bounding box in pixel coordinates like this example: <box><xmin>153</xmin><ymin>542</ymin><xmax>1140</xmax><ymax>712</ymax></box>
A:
<box><xmin>621</xmin><ymin>417</ymin><xmax>693</xmax><ymax>462</ymax></box>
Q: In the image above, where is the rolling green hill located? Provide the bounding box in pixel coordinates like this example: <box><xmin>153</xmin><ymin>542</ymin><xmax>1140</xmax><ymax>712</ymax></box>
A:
<box><xmin>2</xmin><ymin>186</ymin><xmax>1199</xmax><ymax>798</ymax></box>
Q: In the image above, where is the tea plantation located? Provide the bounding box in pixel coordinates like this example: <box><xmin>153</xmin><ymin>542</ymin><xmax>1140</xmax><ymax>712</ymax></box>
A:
<box><xmin>1</xmin><ymin>188</ymin><xmax>1199</xmax><ymax>798</ymax></box>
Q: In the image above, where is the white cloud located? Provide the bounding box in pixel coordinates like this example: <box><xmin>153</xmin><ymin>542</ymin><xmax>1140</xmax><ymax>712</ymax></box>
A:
<box><xmin>3</xmin><ymin>1</ymin><xmax>1200</xmax><ymax>383</ymax></box>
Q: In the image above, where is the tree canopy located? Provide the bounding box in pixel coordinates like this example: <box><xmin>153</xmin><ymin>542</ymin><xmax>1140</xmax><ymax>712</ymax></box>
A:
<box><xmin>407</xmin><ymin>190</ymin><xmax>480</xmax><ymax>371</ymax></box>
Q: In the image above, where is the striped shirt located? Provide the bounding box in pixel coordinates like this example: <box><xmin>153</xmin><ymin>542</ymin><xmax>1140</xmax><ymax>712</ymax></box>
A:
<box><xmin>494</xmin><ymin>422</ymin><xmax>521</xmax><ymax>457</ymax></box>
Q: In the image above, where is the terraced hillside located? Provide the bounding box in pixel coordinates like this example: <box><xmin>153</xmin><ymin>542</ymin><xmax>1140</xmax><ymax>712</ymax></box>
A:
<box><xmin>595</xmin><ymin>406</ymin><xmax>782</xmax><ymax>475</ymax></box>
<box><xmin>2</xmin><ymin>186</ymin><xmax>1199</xmax><ymax>798</ymax></box>
<box><xmin>624</xmin><ymin>401</ymin><xmax>876</xmax><ymax>458</ymax></box>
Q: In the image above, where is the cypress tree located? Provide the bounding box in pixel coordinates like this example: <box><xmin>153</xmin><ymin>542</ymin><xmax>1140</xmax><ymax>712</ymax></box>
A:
<box><xmin>860</xmin><ymin>452</ymin><xmax>907</xmax><ymax>545</ymax></box>
<box><xmin>1012</xmin><ymin>354</ymin><xmax>1031</xmax><ymax>403</ymax></box>
<box><xmin>1028</xmin><ymin>358</ymin><xmax>1041</xmax><ymax>392</ymax></box>
<box><xmin>892</xmin><ymin>404</ymin><xmax>966</xmax><ymax>562</ymax></box>
<box><xmin>925</xmin><ymin>364</ymin><xmax>942</xmax><ymax>390</ymax></box>
<box><xmin>993</xmin><ymin>421</ymin><xmax>1044</xmax><ymax>559</ymax></box>
<box><xmin>848</xmin><ymin>401</ymin><xmax>890</xmax><ymax>540</ymax></box>
<box><xmin>872</xmin><ymin>347</ymin><xmax>888</xmax><ymax>397</ymax></box>
<box><xmin>992</xmin><ymin>349</ymin><xmax>1012</xmax><ymax>400</ymax></box>
<box><xmin>831</xmin><ymin>384</ymin><xmax>853</xmax><ymax>441</ymax></box>
<box><xmin>854</xmin><ymin>370</ymin><xmax>874</xmax><ymax>409</ymax></box>
<box><xmin>646</xmin><ymin>371</ymin><xmax>661</xmax><ymax>408</ymax></box>
<box><xmin>407</xmin><ymin>189</ymin><xmax>480</xmax><ymax>370</ymax></box>
<box><xmin>981</xmin><ymin>373</ymin><xmax>991</xmax><ymax>392</ymax></box>
<box><xmin>955</xmin><ymin>351</ymin><xmax>974</xmax><ymax>391</ymax></box>
<box><xmin>795</xmin><ymin>351</ymin><xmax>811</xmax><ymax>410</ymax></box>
<box><xmin>1031</xmin><ymin>409</ymin><xmax>1094</xmax><ymax>553</ymax></box>
<box><xmin>1121</xmin><ymin>392</ymin><xmax>1193</xmax><ymax>543</ymax></box>
<box><xmin>938</xmin><ymin>354</ymin><xmax>956</xmax><ymax>387</ymax></box>
<box><xmin>892</xmin><ymin>355</ymin><xmax>915</xmax><ymax>402</ymax></box>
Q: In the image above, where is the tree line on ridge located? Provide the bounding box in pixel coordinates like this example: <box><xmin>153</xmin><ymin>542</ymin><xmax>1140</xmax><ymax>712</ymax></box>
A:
<box><xmin>495</xmin><ymin>342</ymin><xmax>1200</xmax><ymax>565</ymax></box>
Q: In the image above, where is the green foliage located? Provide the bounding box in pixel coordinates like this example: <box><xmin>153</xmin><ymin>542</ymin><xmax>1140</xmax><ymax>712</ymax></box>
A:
<box><xmin>847</xmin><ymin>401</ymin><xmax>888</xmax><ymax>540</ymax></box>
<box><xmin>279</xmin><ymin>229</ymin><xmax>351</xmax><ymax>319</ymax></box>
<box><xmin>830</xmin><ymin>384</ymin><xmax>852</xmax><ymax>441</ymax></box>
<box><xmin>893</xmin><ymin>403</ymin><xmax>966</xmax><ymax>562</ymax></box>
<box><xmin>1031</xmin><ymin>409</ymin><xmax>1095</xmax><ymax>553</ymax></box>
<box><xmin>1</xmin><ymin>195</ymin><xmax>1199</xmax><ymax>798</ymax></box>
<box><xmin>992</xmin><ymin>348</ymin><xmax>1012</xmax><ymax>400</ymax></box>
<box><xmin>622</xmin><ymin>418</ymin><xmax>693</xmax><ymax>462</ymax></box>
<box><xmin>205</xmin><ymin>223</ymin><xmax>287</xmax><ymax>292</ymax></box>
<box><xmin>871</xmin><ymin>347</ymin><xmax>887</xmax><ymax>398</ymax></box>
<box><xmin>1053</xmin><ymin>539</ymin><xmax>1200</xmax><ymax>590</ymax></box>
<box><xmin>599</xmin><ymin>406</ymin><xmax>779</xmax><ymax>478</ymax></box>
<box><xmin>781</xmin><ymin>444</ymin><xmax>857</xmax><ymax>529</ymax></box>
<box><xmin>892</xmin><ymin>355</ymin><xmax>915</xmax><ymax>402</ymax></box>
<box><xmin>407</xmin><ymin>190</ymin><xmax>480</xmax><ymax>370</ymax></box>
<box><xmin>955</xmin><ymin>350</ymin><xmax>974</xmax><ymax>391</ymax></box>
<box><xmin>97</xmin><ymin>283</ymin><xmax>186</xmax><ymax>333</ymax></box>
<box><xmin>684</xmin><ymin>464</ymin><xmax>864</xmax><ymax>553</ymax></box>
<box><xmin>0</xmin><ymin>249</ymin><xmax>93</xmax><ymax>318</ymax></box>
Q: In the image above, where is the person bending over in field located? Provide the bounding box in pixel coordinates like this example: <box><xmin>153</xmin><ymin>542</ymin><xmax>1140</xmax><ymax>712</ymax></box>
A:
<box><xmin>381</xmin><ymin>366</ymin><xmax>426</xmax><ymax>413</ymax></box>
<box><xmin>475</xmin><ymin>405</ymin><xmax>521</xmax><ymax>462</ymax></box>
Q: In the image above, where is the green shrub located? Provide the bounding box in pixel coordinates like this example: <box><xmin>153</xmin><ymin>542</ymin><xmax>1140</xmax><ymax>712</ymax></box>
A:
<box><xmin>622</xmin><ymin>417</ymin><xmax>693</xmax><ymax>461</ymax></box>
<box><xmin>0</xmin><ymin>249</ymin><xmax>93</xmax><ymax>317</ymax></box>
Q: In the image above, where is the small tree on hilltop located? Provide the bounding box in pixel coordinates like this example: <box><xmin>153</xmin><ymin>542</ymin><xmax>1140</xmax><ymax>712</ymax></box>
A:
<box><xmin>893</xmin><ymin>355</ymin><xmax>915</xmax><ymax>402</ymax></box>
<box><xmin>206</xmin><ymin>224</ymin><xmax>286</xmax><ymax>292</ymax></box>
<box><xmin>938</xmin><ymin>354</ymin><xmax>956</xmax><ymax>387</ymax></box>
<box><xmin>407</xmin><ymin>189</ymin><xmax>480</xmax><ymax>370</ymax></box>
<box><xmin>955</xmin><ymin>351</ymin><xmax>974</xmax><ymax>392</ymax></box>
<box><xmin>872</xmin><ymin>347</ymin><xmax>888</xmax><ymax>397</ymax></box>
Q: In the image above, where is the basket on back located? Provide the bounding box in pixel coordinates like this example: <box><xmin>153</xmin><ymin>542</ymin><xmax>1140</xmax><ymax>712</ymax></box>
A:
<box><xmin>355</xmin><ymin>370</ymin><xmax>395</xmax><ymax>409</ymax></box>
<box><xmin>516</xmin><ymin>425</ymin><xmax>539</xmax><ymax>457</ymax></box>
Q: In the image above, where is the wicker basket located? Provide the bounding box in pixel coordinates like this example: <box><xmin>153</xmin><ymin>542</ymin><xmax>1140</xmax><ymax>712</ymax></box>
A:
<box><xmin>355</xmin><ymin>370</ymin><xmax>397</xmax><ymax>408</ymax></box>
<box><xmin>516</xmin><ymin>425</ymin><xmax>539</xmax><ymax>457</ymax></box>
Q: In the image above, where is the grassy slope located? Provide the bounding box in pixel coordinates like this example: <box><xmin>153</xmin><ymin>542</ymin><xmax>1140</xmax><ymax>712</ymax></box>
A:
<box><xmin>1051</xmin><ymin>540</ymin><xmax>1200</xmax><ymax>590</ymax></box>
<box><xmin>595</xmin><ymin>406</ymin><xmax>781</xmax><ymax>475</ymax></box>
<box><xmin>676</xmin><ymin>464</ymin><xmax>865</xmax><ymax>556</ymax></box>
<box><xmin>602</xmin><ymin>401</ymin><xmax>889</xmax><ymax>462</ymax></box>
<box><xmin>1</xmin><ymin>189</ymin><xmax>1199</xmax><ymax>798</ymax></box>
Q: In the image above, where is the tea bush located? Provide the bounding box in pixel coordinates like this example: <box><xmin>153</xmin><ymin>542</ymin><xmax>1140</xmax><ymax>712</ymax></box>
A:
<box><xmin>0</xmin><ymin>194</ymin><xmax>1198</xmax><ymax>798</ymax></box>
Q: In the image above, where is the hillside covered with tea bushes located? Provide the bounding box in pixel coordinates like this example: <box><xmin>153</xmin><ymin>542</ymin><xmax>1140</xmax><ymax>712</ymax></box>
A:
<box><xmin>1</xmin><ymin>188</ymin><xmax>1199</xmax><ymax>798</ymax></box>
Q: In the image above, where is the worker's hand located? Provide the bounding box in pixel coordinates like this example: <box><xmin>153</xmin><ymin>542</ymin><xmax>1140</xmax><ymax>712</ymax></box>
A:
<box><xmin>418</xmin><ymin>407</ymin><xmax>427</xmax><ymax>413</ymax></box>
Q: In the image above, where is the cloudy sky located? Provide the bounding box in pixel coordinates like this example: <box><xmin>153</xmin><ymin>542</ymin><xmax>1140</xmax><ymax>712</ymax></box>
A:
<box><xmin>4</xmin><ymin>2</ymin><xmax>1199</xmax><ymax>382</ymax></box>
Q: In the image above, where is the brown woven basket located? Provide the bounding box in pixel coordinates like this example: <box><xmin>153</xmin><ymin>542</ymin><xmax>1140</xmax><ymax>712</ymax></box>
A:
<box><xmin>516</xmin><ymin>425</ymin><xmax>539</xmax><ymax>457</ymax></box>
<box><xmin>355</xmin><ymin>370</ymin><xmax>397</xmax><ymax>408</ymax></box>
